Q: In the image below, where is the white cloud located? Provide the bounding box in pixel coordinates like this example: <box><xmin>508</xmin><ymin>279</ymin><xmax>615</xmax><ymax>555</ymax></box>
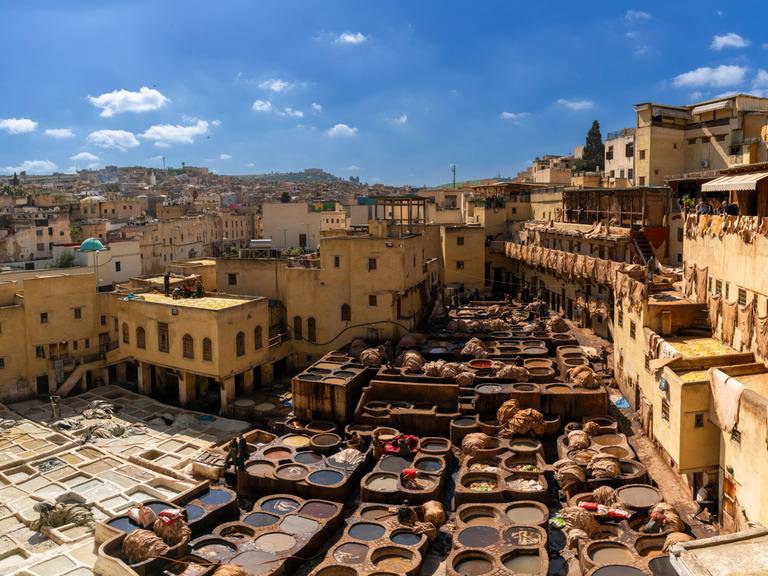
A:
<box><xmin>389</xmin><ymin>114</ymin><xmax>408</xmax><ymax>125</ymax></box>
<box><xmin>2</xmin><ymin>160</ymin><xmax>56</xmax><ymax>174</ymax></box>
<box><xmin>673</xmin><ymin>65</ymin><xmax>747</xmax><ymax>88</ymax></box>
<box><xmin>556</xmin><ymin>99</ymin><xmax>594</xmax><ymax>111</ymax></box>
<box><xmin>87</xmin><ymin>129</ymin><xmax>140</xmax><ymax>151</ymax></box>
<box><xmin>140</xmin><ymin>119</ymin><xmax>209</xmax><ymax>147</ymax></box>
<box><xmin>752</xmin><ymin>69</ymin><xmax>768</xmax><ymax>97</ymax></box>
<box><xmin>625</xmin><ymin>31</ymin><xmax>638</xmax><ymax>39</ymax></box>
<box><xmin>218</xmin><ymin>154</ymin><xmax>232</xmax><ymax>160</ymax></box>
<box><xmin>347</xmin><ymin>164</ymin><xmax>361</xmax><ymax>171</ymax></box>
<box><xmin>44</xmin><ymin>128</ymin><xmax>75</xmax><ymax>139</ymax></box>
<box><xmin>284</xmin><ymin>107</ymin><xmax>304</xmax><ymax>118</ymax></box>
<box><xmin>311</xmin><ymin>103</ymin><xmax>323</xmax><ymax>113</ymax></box>
<box><xmin>211</xmin><ymin>119</ymin><xmax>222</xmax><ymax>127</ymax></box>
<box><xmin>246</xmin><ymin>162</ymin><xmax>256</xmax><ymax>167</ymax></box>
<box><xmin>70</xmin><ymin>152</ymin><xmax>100</xmax><ymax>162</ymax></box>
<box><xmin>88</xmin><ymin>86</ymin><xmax>169</xmax><ymax>117</ymax></box>
<box><xmin>711</xmin><ymin>32</ymin><xmax>750</xmax><ymax>50</ymax></box>
<box><xmin>764</xmin><ymin>43</ymin><xmax>768</xmax><ymax>50</ymax></box>
<box><xmin>258</xmin><ymin>78</ymin><xmax>294</xmax><ymax>92</ymax></box>
<box><xmin>327</xmin><ymin>123</ymin><xmax>357</xmax><ymax>137</ymax></box>
<box><xmin>689</xmin><ymin>91</ymin><xmax>704</xmax><ymax>102</ymax></box>
<box><xmin>625</xmin><ymin>10</ymin><xmax>651</xmax><ymax>22</ymax></box>
<box><xmin>500</xmin><ymin>111</ymin><xmax>530</xmax><ymax>123</ymax></box>
<box><xmin>0</xmin><ymin>118</ymin><xmax>37</xmax><ymax>134</ymax></box>
<box><xmin>334</xmin><ymin>31</ymin><xmax>367</xmax><ymax>45</ymax></box>
<box><xmin>252</xmin><ymin>100</ymin><xmax>275</xmax><ymax>113</ymax></box>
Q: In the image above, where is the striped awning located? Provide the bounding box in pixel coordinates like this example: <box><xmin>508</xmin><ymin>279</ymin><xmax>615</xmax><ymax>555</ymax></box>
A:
<box><xmin>701</xmin><ymin>172</ymin><xmax>768</xmax><ymax>192</ymax></box>
<box><xmin>692</xmin><ymin>100</ymin><xmax>732</xmax><ymax>115</ymax></box>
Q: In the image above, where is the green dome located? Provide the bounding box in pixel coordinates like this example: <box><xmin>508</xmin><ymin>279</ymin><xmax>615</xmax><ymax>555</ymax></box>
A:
<box><xmin>79</xmin><ymin>237</ymin><xmax>105</xmax><ymax>252</ymax></box>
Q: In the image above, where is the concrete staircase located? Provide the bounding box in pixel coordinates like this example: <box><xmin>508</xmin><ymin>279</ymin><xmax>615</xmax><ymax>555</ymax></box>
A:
<box><xmin>53</xmin><ymin>359</ymin><xmax>104</xmax><ymax>397</ymax></box>
<box><xmin>632</xmin><ymin>230</ymin><xmax>655</xmax><ymax>265</ymax></box>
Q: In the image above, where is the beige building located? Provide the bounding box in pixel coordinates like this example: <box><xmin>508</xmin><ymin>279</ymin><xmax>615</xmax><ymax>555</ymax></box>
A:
<box><xmin>261</xmin><ymin>202</ymin><xmax>322</xmax><ymax>250</ymax></box>
<box><xmin>604</xmin><ymin>128</ymin><xmax>636</xmax><ymax>183</ymax></box>
<box><xmin>530</xmin><ymin>155</ymin><xmax>574</xmax><ymax>184</ymax></box>
<box><xmin>634</xmin><ymin>94</ymin><xmax>768</xmax><ymax>186</ymax></box>
<box><xmin>0</xmin><ymin>212</ymin><xmax>71</xmax><ymax>264</ymax></box>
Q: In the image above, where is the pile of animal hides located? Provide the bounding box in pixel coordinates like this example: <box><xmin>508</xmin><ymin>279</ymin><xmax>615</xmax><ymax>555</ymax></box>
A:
<box><xmin>567</xmin><ymin>365</ymin><xmax>603</xmax><ymax>389</ymax></box>
<box><xmin>496</xmin><ymin>399</ymin><xmax>545</xmax><ymax>437</ymax></box>
<box><xmin>122</xmin><ymin>508</ymin><xmax>191</xmax><ymax>564</ymax></box>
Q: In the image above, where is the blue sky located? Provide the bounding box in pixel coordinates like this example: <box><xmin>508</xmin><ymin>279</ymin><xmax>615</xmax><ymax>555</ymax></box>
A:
<box><xmin>1</xmin><ymin>0</ymin><xmax>767</xmax><ymax>185</ymax></box>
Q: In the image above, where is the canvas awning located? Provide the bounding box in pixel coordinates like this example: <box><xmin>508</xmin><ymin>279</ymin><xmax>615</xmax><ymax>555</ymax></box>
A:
<box><xmin>701</xmin><ymin>172</ymin><xmax>768</xmax><ymax>192</ymax></box>
<box><xmin>692</xmin><ymin>100</ymin><xmax>732</xmax><ymax>115</ymax></box>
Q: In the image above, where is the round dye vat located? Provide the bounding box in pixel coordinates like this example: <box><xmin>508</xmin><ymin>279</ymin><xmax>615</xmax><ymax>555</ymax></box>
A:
<box><xmin>194</xmin><ymin>540</ymin><xmax>237</xmax><ymax>562</ymax></box>
<box><xmin>503</xmin><ymin>526</ymin><xmax>544</xmax><ymax>547</ymax></box>
<box><xmin>261</xmin><ymin>497</ymin><xmax>299</xmax><ymax>515</ymax></box>
<box><xmin>601</xmin><ymin>446</ymin><xmax>631</xmax><ymax>459</ymax></box>
<box><xmin>264</xmin><ymin>448</ymin><xmax>292</xmax><ymax>460</ymax></box>
<box><xmin>360</xmin><ymin>505</ymin><xmax>390</xmax><ymax>520</ymax></box>
<box><xmin>333</xmin><ymin>542</ymin><xmax>369</xmax><ymax>564</ymax></box>
<box><xmin>308</xmin><ymin>469</ymin><xmax>344</xmax><ymax>486</ymax></box>
<box><xmin>276</xmin><ymin>464</ymin><xmax>308</xmax><ymax>481</ymax></box>
<box><xmin>315</xmin><ymin>567</ymin><xmax>357</xmax><ymax>576</ymax></box>
<box><xmin>460</xmin><ymin>508</ymin><xmax>498</xmax><ymax>526</ymax></box>
<box><xmin>312</xmin><ymin>433</ymin><xmax>341</xmax><ymax>446</ymax></box>
<box><xmin>107</xmin><ymin>516</ymin><xmax>139</xmax><ymax>533</ymax></box>
<box><xmin>591</xmin><ymin>434</ymin><xmax>622</xmax><ymax>446</ymax></box>
<box><xmin>420</xmin><ymin>439</ymin><xmax>449</xmax><ymax>451</ymax></box>
<box><xmin>283</xmin><ymin>435</ymin><xmax>310</xmax><ymax>448</ymax></box>
<box><xmin>457</xmin><ymin>525</ymin><xmax>500</xmax><ymax>548</ymax></box>
<box><xmin>453</xmin><ymin>553</ymin><xmax>494</xmax><ymax>575</ymax></box>
<box><xmin>328</xmin><ymin>454</ymin><xmax>358</xmax><ymax>470</ymax></box>
<box><xmin>349</xmin><ymin>522</ymin><xmax>387</xmax><ymax>541</ymax></box>
<box><xmin>616</xmin><ymin>485</ymin><xmax>661</xmax><ymax>509</ymax></box>
<box><xmin>279</xmin><ymin>514</ymin><xmax>320</xmax><ymax>535</ymax></box>
<box><xmin>254</xmin><ymin>532</ymin><xmax>296</xmax><ymax>553</ymax></box>
<box><xmin>391</xmin><ymin>531</ymin><xmax>421</xmax><ymax>546</ymax></box>
<box><xmin>230</xmin><ymin>550</ymin><xmax>277</xmax><ymax>576</ymax></box>
<box><xmin>372</xmin><ymin>548</ymin><xmax>414</xmax><ymax>572</ymax></box>
<box><xmin>244</xmin><ymin>512</ymin><xmax>279</xmax><ymax>527</ymax></box>
<box><xmin>502</xmin><ymin>551</ymin><xmax>542</xmax><ymax>573</ymax></box>
<box><xmin>307</xmin><ymin>367</ymin><xmax>331</xmax><ymax>374</ymax></box>
<box><xmin>184</xmin><ymin>504</ymin><xmax>205</xmax><ymax>520</ymax></box>
<box><xmin>591</xmin><ymin>567</ymin><xmax>647</xmax><ymax>576</ymax></box>
<box><xmin>218</xmin><ymin>524</ymin><xmax>256</xmax><ymax>539</ymax></box>
<box><xmin>546</xmin><ymin>384</ymin><xmax>572</xmax><ymax>392</ymax></box>
<box><xmin>506</xmin><ymin>503</ymin><xmax>547</xmax><ymax>525</ymax></box>
<box><xmin>452</xmin><ymin>417</ymin><xmax>476</xmax><ymax>427</ymax></box>
<box><xmin>334</xmin><ymin>370</ymin><xmax>357</xmax><ymax>378</ymax></box>
<box><xmin>380</xmin><ymin>456</ymin><xmax>411</xmax><ymax>473</ymax></box>
<box><xmin>307</xmin><ymin>421</ymin><xmax>336</xmax><ymax>433</ymax></box>
<box><xmin>414</xmin><ymin>458</ymin><xmax>442</xmax><ymax>473</ymax></box>
<box><xmin>367</xmin><ymin>474</ymin><xmax>398</xmax><ymax>491</ymax></box>
<box><xmin>648</xmin><ymin>556</ymin><xmax>676</xmax><ymax>576</ymax></box>
<box><xmin>247</xmin><ymin>461</ymin><xmax>275</xmax><ymax>475</ymax></box>
<box><xmin>197</xmin><ymin>488</ymin><xmax>232</xmax><ymax>506</ymax></box>
<box><xmin>298</xmin><ymin>373</ymin><xmax>322</xmax><ymax>381</ymax></box>
<box><xmin>589</xmin><ymin>543</ymin><xmax>635</xmax><ymax>565</ymax></box>
<box><xmin>300</xmin><ymin>501</ymin><xmax>338</xmax><ymax>518</ymax></box>
<box><xmin>323</xmin><ymin>377</ymin><xmax>346</xmax><ymax>385</ymax></box>
<box><xmin>295</xmin><ymin>452</ymin><xmax>323</xmax><ymax>465</ymax></box>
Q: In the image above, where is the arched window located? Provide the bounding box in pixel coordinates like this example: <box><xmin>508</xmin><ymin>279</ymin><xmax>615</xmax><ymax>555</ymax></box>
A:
<box><xmin>236</xmin><ymin>331</ymin><xmax>245</xmax><ymax>357</ymax></box>
<box><xmin>203</xmin><ymin>338</ymin><xmax>212</xmax><ymax>361</ymax></box>
<box><xmin>254</xmin><ymin>326</ymin><xmax>263</xmax><ymax>349</ymax></box>
<box><xmin>136</xmin><ymin>327</ymin><xmax>146</xmax><ymax>349</ymax></box>
<box><xmin>182</xmin><ymin>334</ymin><xmax>194</xmax><ymax>359</ymax></box>
<box><xmin>341</xmin><ymin>304</ymin><xmax>351</xmax><ymax>322</ymax></box>
<box><xmin>293</xmin><ymin>316</ymin><xmax>303</xmax><ymax>340</ymax></box>
<box><xmin>122</xmin><ymin>322</ymin><xmax>129</xmax><ymax>344</ymax></box>
<box><xmin>307</xmin><ymin>317</ymin><xmax>317</xmax><ymax>343</ymax></box>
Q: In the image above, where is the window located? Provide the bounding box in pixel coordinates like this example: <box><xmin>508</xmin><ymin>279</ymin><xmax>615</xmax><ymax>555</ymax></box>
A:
<box><xmin>236</xmin><ymin>331</ymin><xmax>245</xmax><ymax>357</ymax></box>
<box><xmin>293</xmin><ymin>316</ymin><xmax>303</xmax><ymax>340</ymax></box>
<box><xmin>644</xmin><ymin>355</ymin><xmax>650</xmax><ymax>372</ymax></box>
<box><xmin>629</xmin><ymin>320</ymin><xmax>636</xmax><ymax>340</ymax></box>
<box><xmin>341</xmin><ymin>304</ymin><xmax>351</xmax><ymax>322</ymax></box>
<box><xmin>688</xmin><ymin>138</ymin><xmax>697</xmax><ymax>145</ymax></box>
<box><xmin>677</xmin><ymin>253</ymin><xmax>682</xmax><ymax>263</ymax></box>
<box><xmin>40</xmin><ymin>312</ymin><xmax>48</xmax><ymax>324</ymax></box>
<box><xmin>729</xmin><ymin>145</ymin><xmax>741</xmax><ymax>156</ymax></box>
<box><xmin>85</xmin><ymin>338</ymin><xmax>90</xmax><ymax>349</ymax></box>
<box><xmin>661</xmin><ymin>398</ymin><xmax>670</xmax><ymax>422</ymax></box>
<box><xmin>0</xmin><ymin>358</ymin><xmax>4</xmax><ymax>369</ymax></box>
<box><xmin>730</xmin><ymin>427</ymin><xmax>741</xmax><ymax>443</ymax></box>
<box><xmin>307</xmin><ymin>317</ymin><xmax>317</xmax><ymax>343</ymax></box>
<box><xmin>715</xmin><ymin>134</ymin><xmax>726</xmax><ymax>142</ymax></box>
<box><xmin>677</xmin><ymin>229</ymin><xmax>684</xmax><ymax>242</ymax></box>
<box><xmin>203</xmin><ymin>338</ymin><xmax>212</xmax><ymax>361</ymax></box>
<box><xmin>35</xmin><ymin>345</ymin><xmax>45</xmax><ymax>359</ymax></box>
<box><xmin>73</xmin><ymin>340</ymin><xmax>78</xmax><ymax>351</ymax></box>
<box><xmin>369</xmin><ymin>294</ymin><xmax>377</xmax><ymax>306</ymax></box>
<box><xmin>708</xmin><ymin>277</ymin><xmax>712</xmax><ymax>293</ymax></box>
<box><xmin>654</xmin><ymin>169</ymin><xmax>659</xmax><ymax>175</ymax></box>
<box><xmin>715</xmin><ymin>280</ymin><xmax>722</xmax><ymax>295</ymax></box>
<box><xmin>334</xmin><ymin>255</ymin><xmax>340</xmax><ymax>268</ymax></box>
<box><xmin>36</xmin><ymin>243</ymin><xmax>44</xmax><ymax>252</ymax></box>
<box><xmin>74</xmin><ymin>307</ymin><xmax>82</xmax><ymax>319</ymax></box>
<box><xmin>625</xmin><ymin>142</ymin><xmax>634</xmax><ymax>157</ymax></box>
<box><xmin>136</xmin><ymin>327</ymin><xmax>146</xmax><ymax>349</ymax></box>
<box><xmin>694</xmin><ymin>413</ymin><xmax>705</xmax><ymax>428</ymax></box>
<box><xmin>254</xmin><ymin>326</ymin><xmax>263</xmax><ymax>349</ymax></box>
<box><xmin>115</xmin><ymin>261</ymin><xmax>121</xmax><ymax>272</ymax></box>
<box><xmin>457</xmin><ymin>236</ymin><xmax>465</xmax><ymax>246</ymax></box>
<box><xmin>158</xmin><ymin>322</ymin><xmax>169</xmax><ymax>353</ymax></box>
<box><xmin>122</xmin><ymin>322</ymin><xmax>129</xmax><ymax>344</ymax></box>
<box><xmin>368</xmin><ymin>258</ymin><xmax>377</xmax><ymax>271</ymax></box>
<box><xmin>101</xmin><ymin>315</ymin><xmax>106</xmax><ymax>326</ymax></box>
<box><xmin>725</xmin><ymin>283</ymin><xmax>729</xmax><ymax>300</ymax></box>
<box><xmin>639</xmin><ymin>150</ymin><xmax>646</xmax><ymax>160</ymax></box>
<box><xmin>456</xmin><ymin>261</ymin><xmax>465</xmax><ymax>270</ymax></box>
<box><xmin>672</xmin><ymin>143</ymin><xmax>678</xmax><ymax>149</ymax></box>
<box><xmin>738</xmin><ymin>288</ymin><xmax>747</xmax><ymax>306</ymax></box>
<box><xmin>182</xmin><ymin>334</ymin><xmax>194</xmax><ymax>358</ymax></box>
<box><xmin>628</xmin><ymin>168</ymin><xmax>634</xmax><ymax>180</ymax></box>
<box><xmin>639</xmin><ymin>176</ymin><xmax>646</xmax><ymax>186</ymax></box>
<box><xmin>227</xmin><ymin>273</ymin><xmax>237</xmax><ymax>286</ymax></box>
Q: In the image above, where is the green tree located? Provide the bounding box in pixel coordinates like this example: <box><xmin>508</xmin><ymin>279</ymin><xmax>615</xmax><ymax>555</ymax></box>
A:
<box><xmin>280</xmin><ymin>191</ymin><xmax>291</xmax><ymax>203</ymax></box>
<box><xmin>581</xmin><ymin>120</ymin><xmax>605</xmax><ymax>172</ymax></box>
<box><xmin>51</xmin><ymin>251</ymin><xmax>77</xmax><ymax>268</ymax></box>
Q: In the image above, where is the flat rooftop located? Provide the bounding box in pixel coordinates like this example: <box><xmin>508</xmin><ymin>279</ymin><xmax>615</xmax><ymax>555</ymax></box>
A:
<box><xmin>671</xmin><ymin>528</ymin><xmax>768</xmax><ymax>576</ymax></box>
<box><xmin>134</xmin><ymin>293</ymin><xmax>255</xmax><ymax>310</ymax></box>
<box><xmin>666</xmin><ymin>336</ymin><xmax>735</xmax><ymax>359</ymax></box>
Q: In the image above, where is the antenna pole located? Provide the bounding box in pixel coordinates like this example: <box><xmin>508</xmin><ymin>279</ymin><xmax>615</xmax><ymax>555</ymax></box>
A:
<box><xmin>451</xmin><ymin>163</ymin><xmax>456</xmax><ymax>189</ymax></box>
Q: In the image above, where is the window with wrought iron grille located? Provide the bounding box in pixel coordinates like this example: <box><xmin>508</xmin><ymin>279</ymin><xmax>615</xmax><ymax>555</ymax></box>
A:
<box><xmin>661</xmin><ymin>398</ymin><xmax>670</xmax><ymax>421</ymax></box>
